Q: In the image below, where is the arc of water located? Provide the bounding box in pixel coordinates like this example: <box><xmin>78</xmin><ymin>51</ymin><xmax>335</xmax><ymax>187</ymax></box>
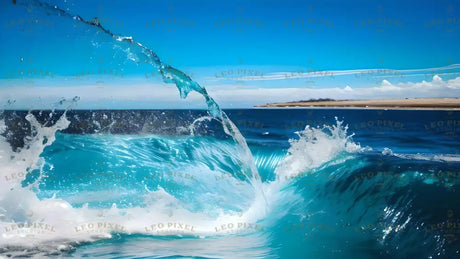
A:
<box><xmin>17</xmin><ymin>0</ymin><xmax>265</xmax><ymax>195</ymax></box>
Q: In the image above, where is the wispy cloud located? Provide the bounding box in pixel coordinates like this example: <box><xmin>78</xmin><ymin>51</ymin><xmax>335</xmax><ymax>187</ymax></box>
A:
<box><xmin>206</xmin><ymin>64</ymin><xmax>460</xmax><ymax>82</ymax></box>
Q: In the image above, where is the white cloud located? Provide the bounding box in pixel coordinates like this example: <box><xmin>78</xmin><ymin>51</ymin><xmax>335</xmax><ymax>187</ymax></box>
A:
<box><xmin>344</xmin><ymin>85</ymin><xmax>353</xmax><ymax>91</ymax></box>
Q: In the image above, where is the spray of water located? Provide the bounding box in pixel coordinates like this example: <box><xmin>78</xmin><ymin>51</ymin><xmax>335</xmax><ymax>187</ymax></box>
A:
<box><xmin>19</xmin><ymin>0</ymin><xmax>260</xmax><ymax>186</ymax></box>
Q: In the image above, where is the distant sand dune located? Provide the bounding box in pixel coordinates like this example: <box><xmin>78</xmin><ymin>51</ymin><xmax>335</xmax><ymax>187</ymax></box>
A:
<box><xmin>255</xmin><ymin>98</ymin><xmax>460</xmax><ymax>109</ymax></box>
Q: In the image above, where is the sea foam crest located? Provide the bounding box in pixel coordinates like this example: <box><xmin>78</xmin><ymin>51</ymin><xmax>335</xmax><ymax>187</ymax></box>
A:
<box><xmin>275</xmin><ymin>119</ymin><xmax>362</xmax><ymax>179</ymax></box>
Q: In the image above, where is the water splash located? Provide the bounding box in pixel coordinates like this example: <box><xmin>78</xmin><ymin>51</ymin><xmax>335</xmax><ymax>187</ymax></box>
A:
<box><xmin>18</xmin><ymin>0</ymin><xmax>260</xmax><ymax>186</ymax></box>
<box><xmin>275</xmin><ymin>119</ymin><xmax>362</xmax><ymax>179</ymax></box>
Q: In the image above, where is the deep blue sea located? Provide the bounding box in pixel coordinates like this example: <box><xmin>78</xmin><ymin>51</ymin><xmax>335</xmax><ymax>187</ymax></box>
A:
<box><xmin>1</xmin><ymin>108</ymin><xmax>459</xmax><ymax>258</ymax></box>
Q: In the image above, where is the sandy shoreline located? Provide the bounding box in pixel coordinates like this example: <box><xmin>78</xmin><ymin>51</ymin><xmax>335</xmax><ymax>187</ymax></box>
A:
<box><xmin>255</xmin><ymin>98</ymin><xmax>460</xmax><ymax>109</ymax></box>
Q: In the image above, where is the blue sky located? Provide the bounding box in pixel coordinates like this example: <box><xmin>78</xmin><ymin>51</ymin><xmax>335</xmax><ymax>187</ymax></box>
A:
<box><xmin>0</xmin><ymin>0</ymin><xmax>459</xmax><ymax>109</ymax></box>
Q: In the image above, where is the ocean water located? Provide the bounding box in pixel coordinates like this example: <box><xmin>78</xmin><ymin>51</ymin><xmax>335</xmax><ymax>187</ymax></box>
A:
<box><xmin>1</xmin><ymin>0</ymin><xmax>460</xmax><ymax>258</ymax></box>
<box><xmin>0</xmin><ymin>108</ymin><xmax>459</xmax><ymax>258</ymax></box>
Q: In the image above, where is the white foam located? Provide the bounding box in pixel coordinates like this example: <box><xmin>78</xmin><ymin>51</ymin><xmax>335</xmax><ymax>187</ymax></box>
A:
<box><xmin>275</xmin><ymin>119</ymin><xmax>362</xmax><ymax>179</ymax></box>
